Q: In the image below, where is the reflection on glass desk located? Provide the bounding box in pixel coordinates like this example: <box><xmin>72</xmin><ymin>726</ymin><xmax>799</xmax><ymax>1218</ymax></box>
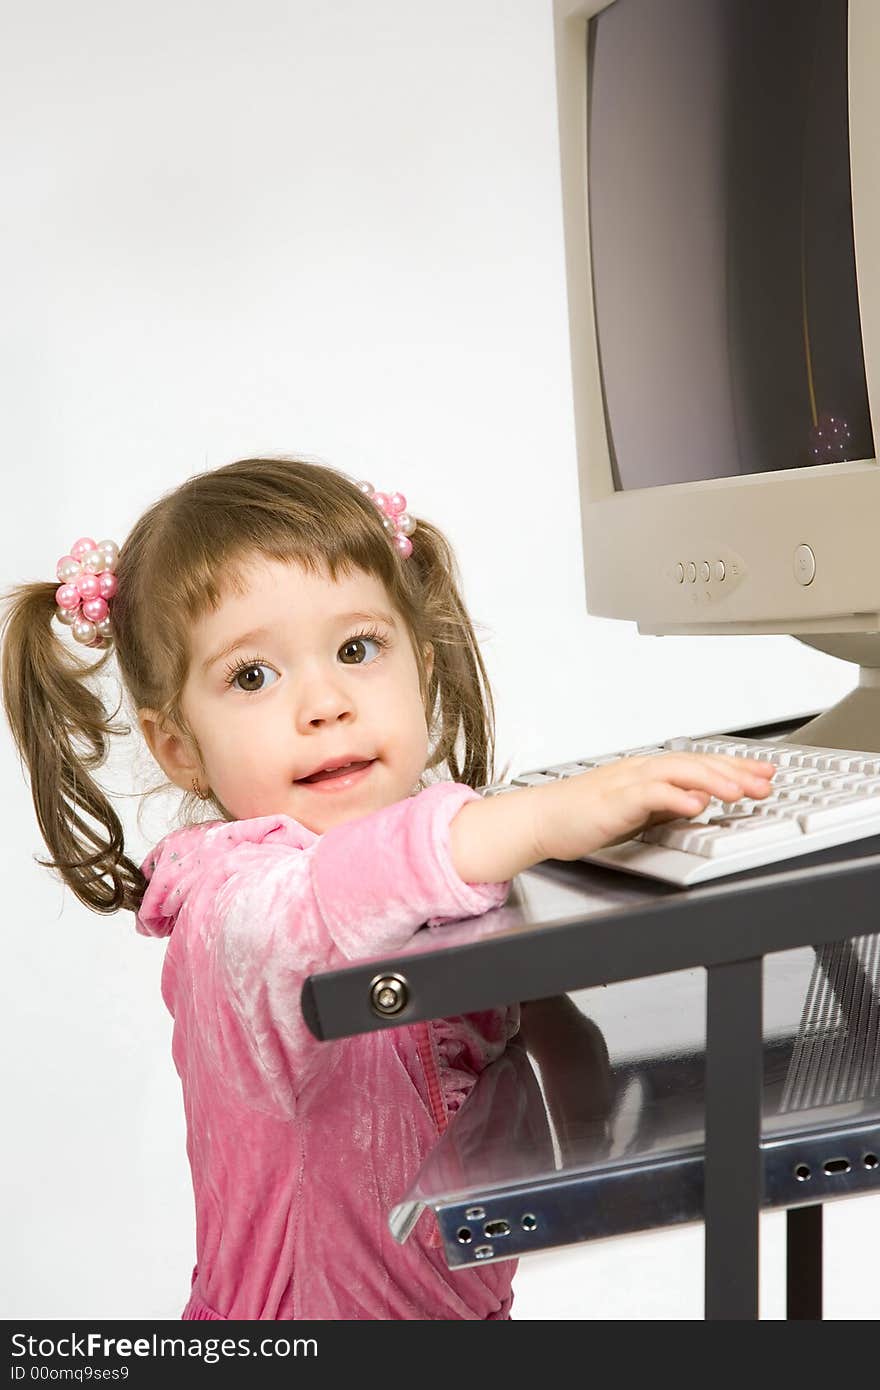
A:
<box><xmin>390</xmin><ymin>935</ymin><xmax>880</xmax><ymax>1268</ymax></box>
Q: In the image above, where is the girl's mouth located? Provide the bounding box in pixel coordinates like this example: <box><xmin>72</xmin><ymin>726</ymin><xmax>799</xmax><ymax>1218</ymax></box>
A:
<box><xmin>297</xmin><ymin>759</ymin><xmax>376</xmax><ymax>790</ymax></box>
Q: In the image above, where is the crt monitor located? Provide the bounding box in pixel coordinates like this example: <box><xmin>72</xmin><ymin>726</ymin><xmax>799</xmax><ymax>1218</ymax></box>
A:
<box><xmin>552</xmin><ymin>0</ymin><xmax>880</xmax><ymax>749</ymax></box>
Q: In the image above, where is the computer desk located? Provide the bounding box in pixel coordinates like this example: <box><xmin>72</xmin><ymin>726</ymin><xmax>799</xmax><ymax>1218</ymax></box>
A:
<box><xmin>301</xmin><ymin>715</ymin><xmax>880</xmax><ymax>1320</ymax></box>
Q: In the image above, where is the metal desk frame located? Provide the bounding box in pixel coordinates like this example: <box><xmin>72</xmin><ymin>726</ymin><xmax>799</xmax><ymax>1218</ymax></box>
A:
<box><xmin>302</xmin><ymin>716</ymin><xmax>880</xmax><ymax>1319</ymax></box>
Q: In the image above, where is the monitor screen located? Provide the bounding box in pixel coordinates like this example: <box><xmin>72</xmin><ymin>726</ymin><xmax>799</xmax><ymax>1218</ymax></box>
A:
<box><xmin>588</xmin><ymin>0</ymin><xmax>874</xmax><ymax>492</ymax></box>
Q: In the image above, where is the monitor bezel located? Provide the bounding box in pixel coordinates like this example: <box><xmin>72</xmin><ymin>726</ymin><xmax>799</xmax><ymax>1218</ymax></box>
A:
<box><xmin>552</xmin><ymin>0</ymin><xmax>880</xmax><ymax>636</ymax></box>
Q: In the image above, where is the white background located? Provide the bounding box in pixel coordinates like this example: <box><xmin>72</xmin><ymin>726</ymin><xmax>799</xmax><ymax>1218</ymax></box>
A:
<box><xmin>1</xmin><ymin>0</ymin><xmax>875</xmax><ymax>1319</ymax></box>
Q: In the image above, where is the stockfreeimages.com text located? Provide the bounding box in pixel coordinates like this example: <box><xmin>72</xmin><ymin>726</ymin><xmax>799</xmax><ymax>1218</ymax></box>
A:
<box><xmin>10</xmin><ymin>1334</ymin><xmax>316</xmax><ymax>1365</ymax></box>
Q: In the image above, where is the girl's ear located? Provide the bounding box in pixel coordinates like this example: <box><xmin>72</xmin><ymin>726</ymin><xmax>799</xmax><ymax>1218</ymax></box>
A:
<box><xmin>138</xmin><ymin>708</ymin><xmax>202</xmax><ymax>792</ymax></box>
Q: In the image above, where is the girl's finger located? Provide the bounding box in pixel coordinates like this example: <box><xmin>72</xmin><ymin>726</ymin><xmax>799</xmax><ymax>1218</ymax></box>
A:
<box><xmin>706</xmin><ymin>755</ymin><xmax>775</xmax><ymax>778</ymax></box>
<box><xmin>639</xmin><ymin>780</ymin><xmax>709</xmax><ymax>817</ymax></box>
<box><xmin>657</xmin><ymin>763</ymin><xmax>765</xmax><ymax>798</ymax></box>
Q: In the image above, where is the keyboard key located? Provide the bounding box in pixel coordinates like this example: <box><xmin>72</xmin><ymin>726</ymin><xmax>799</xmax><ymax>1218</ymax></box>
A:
<box><xmin>697</xmin><ymin>818</ymin><xmax>803</xmax><ymax>857</ymax></box>
<box><xmin>757</xmin><ymin>748</ymin><xmax>794</xmax><ymax>766</ymax></box>
<box><xmin>818</xmin><ymin>773</ymin><xmax>862</xmax><ymax>790</ymax></box>
<box><xmin>796</xmin><ymin>796</ymin><xmax>880</xmax><ymax>834</ymax></box>
<box><xmin>655</xmin><ymin>825</ymin><xmax>722</xmax><ymax>853</ymax></box>
<box><xmin>824</xmin><ymin>755</ymin><xmax>867</xmax><ymax>772</ymax></box>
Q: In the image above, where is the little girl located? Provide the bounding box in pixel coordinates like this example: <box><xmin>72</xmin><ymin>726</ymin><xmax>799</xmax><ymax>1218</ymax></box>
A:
<box><xmin>0</xmin><ymin>456</ymin><xmax>773</xmax><ymax>1320</ymax></box>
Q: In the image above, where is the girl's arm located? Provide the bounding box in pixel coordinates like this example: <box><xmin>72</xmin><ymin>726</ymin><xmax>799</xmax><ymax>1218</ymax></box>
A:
<box><xmin>308</xmin><ymin>780</ymin><xmax>507</xmax><ymax>957</ymax></box>
<box><xmin>448</xmin><ymin>751</ymin><xmax>775</xmax><ymax>882</ymax></box>
<box><xmin>195</xmin><ymin>782</ymin><xmax>509</xmax><ymax>1111</ymax></box>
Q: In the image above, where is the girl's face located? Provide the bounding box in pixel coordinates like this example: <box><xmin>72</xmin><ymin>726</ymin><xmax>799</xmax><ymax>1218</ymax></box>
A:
<box><xmin>142</xmin><ymin>558</ymin><xmax>433</xmax><ymax>834</ymax></box>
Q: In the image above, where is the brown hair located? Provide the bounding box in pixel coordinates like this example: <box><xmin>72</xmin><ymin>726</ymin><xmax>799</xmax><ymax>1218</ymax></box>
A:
<box><xmin>1</xmin><ymin>457</ymin><xmax>498</xmax><ymax>918</ymax></box>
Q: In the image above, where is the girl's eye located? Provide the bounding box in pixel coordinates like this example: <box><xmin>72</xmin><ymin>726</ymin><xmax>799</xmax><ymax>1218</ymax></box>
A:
<box><xmin>223</xmin><ymin>631</ymin><xmax>387</xmax><ymax>691</ymax></box>
<box><xmin>338</xmin><ymin>632</ymin><xmax>387</xmax><ymax>666</ymax></box>
<box><xmin>224</xmin><ymin>659</ymin><xmax>278</xmax><ymax>693</ymax></box>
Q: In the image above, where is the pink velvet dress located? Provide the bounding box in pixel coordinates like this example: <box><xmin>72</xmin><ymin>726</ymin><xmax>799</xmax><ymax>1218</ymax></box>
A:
<box><xmin>136</xmin><ymin>781</ymin><xmax>518</xmax><ymax>1320</ymax></box>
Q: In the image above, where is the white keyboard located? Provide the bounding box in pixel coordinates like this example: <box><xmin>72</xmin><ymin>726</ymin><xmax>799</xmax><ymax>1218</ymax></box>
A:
<box><xmin>482</xmin><ymin>734</ymin><xmax>880</xmax><ymax>887</ymax></box>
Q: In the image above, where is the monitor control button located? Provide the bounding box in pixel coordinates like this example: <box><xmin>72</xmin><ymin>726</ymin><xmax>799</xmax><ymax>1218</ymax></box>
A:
<box><xmin>794</xmin><ymin>544</ymin><xmax>816</xmax><ymax>586</ymax></box>
<box><xmin>675</xmin><ymin>563</ymin><xmax>684</xmax><ymax>583</ymax></box>
<box><xmin>713</xmin><ymin>560</ymin><xmax>726</xmax><ymax>581</ymax></box>
<box><xmin>686</xmin><ymin>562</ymin><xmax>697</xmax><ymax>583</ymax></box>
<box><xmin>699</xmin><ymin>561</ymin><xmax>710</xmax><ymax>582</ymax></box>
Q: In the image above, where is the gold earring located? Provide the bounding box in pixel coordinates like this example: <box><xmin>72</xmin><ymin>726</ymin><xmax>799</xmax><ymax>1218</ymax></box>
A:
<box><xmin>191</xmin><ymin>777</ymin><xmax>207</xmax><ymax>800</ymax></box>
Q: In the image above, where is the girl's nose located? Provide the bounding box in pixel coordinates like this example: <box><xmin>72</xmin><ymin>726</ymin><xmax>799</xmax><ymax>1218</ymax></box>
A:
<box><xmin>294</xmin><ymin>669</ymin><xmax>355</xmax><ymax>732</ymax></box>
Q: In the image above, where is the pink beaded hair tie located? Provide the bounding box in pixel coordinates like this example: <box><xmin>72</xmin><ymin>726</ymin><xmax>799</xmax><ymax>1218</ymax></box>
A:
<box><xmin>356</xmin><ymin>480</ymin><xmax>416</xmax><ymax>558</ymax></box>
<box><xmin>54</xmin><ymin>536</ymin><xmax>120</xmax><ymax>649</ymax></box>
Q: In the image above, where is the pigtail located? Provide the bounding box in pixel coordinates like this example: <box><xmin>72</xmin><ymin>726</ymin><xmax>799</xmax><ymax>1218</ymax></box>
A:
<box><xmin>405</xmin><ymin>518</ymin><xmax>497</xmax><ymax>790</ymax></box>
<box><xmin>0</xmin><ymin>581</ymin><xmax>147</xmax><ymax>915</ymax></box>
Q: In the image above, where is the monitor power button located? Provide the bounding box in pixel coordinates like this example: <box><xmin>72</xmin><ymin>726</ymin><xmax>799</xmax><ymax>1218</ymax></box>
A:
<box><xmin>794</xmin><ymin>544</ymin><xmax>816</xmax><ymax>586</ymax></box>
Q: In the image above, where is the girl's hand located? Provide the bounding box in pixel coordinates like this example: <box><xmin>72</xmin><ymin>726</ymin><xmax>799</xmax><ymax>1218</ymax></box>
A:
<box><xmin>527</xmin><ymin>752</ymin><xmax>776</xmax><ymax>864</ymax></box>
<box><xmin>449</xmin><ymin>753</ymin><xmax>776</xmax><ymax>883</ymax></box>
